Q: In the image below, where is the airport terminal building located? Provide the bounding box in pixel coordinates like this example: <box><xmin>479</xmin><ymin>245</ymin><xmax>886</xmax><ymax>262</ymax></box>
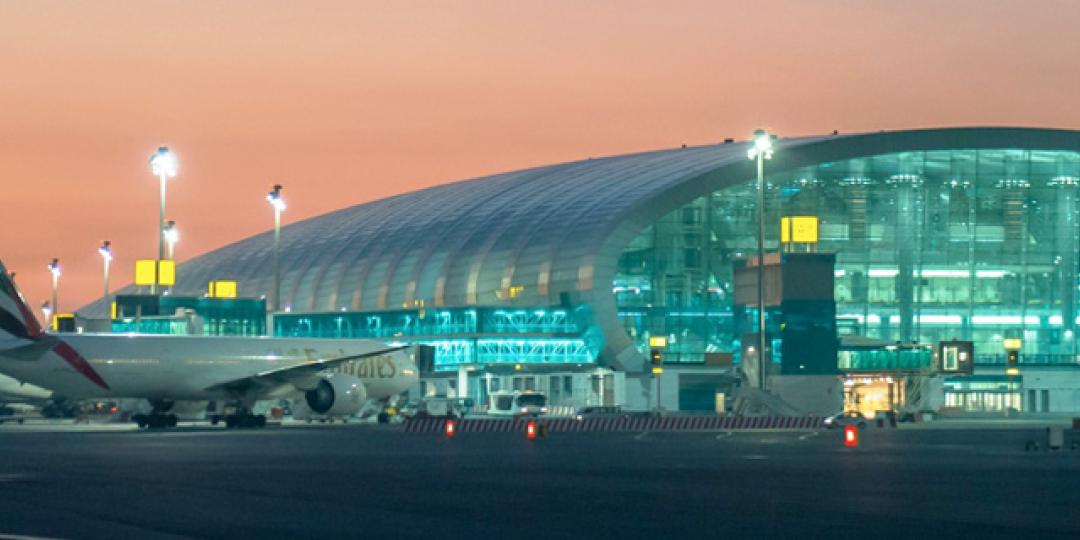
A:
<box><xmin>100</xmin><ymin>127</ymin><xmax>1080</xmax><ymax>414</ymax></box>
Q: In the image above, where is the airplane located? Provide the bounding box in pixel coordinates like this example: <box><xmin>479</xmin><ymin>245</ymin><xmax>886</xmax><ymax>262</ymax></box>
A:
<box><xmin>0</xmin><ymin>259</ymin><xmax>418</xmax><ymax>428</ymax></box>
<box><xmin>0</xmin><ymin>372</ymin><xmax>52</xmax><ymax>402</ymax></box>
<box><xmin>0</xmin><ymin>373</ymin><xmax>53</xmax><ymax>423</ymax></box>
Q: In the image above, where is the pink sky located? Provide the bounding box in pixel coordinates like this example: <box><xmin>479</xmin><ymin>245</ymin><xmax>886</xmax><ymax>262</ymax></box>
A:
<box><xmin>2</xmin><ymin>0</ymin><xmax>1080</xmax><ymax>316</ymax></box>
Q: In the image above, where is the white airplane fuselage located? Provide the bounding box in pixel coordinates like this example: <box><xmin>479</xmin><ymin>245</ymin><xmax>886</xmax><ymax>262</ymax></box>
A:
<box><xmin>0</xmin><ymin>333</ymin><xmax>417</xmax><ymax>402</ymax></box>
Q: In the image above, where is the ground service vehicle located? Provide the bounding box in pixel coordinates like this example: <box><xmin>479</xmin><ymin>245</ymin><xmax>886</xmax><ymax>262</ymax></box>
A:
<box><xmin>487</xmin><ymin>391</ymin><xmax>548</xmax><ymax>417</ymax></box>
<box><xmin>824</xmin><ymin>411</ymin><xmax>869</xmax><ymax>429</ymax></box>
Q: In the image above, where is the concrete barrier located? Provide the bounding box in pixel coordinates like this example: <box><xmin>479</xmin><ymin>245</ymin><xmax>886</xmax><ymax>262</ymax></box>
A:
<box><xmin>404</xmin><ymin>415</ymin><xmax>824</xmax><ymax>433</ymax></box>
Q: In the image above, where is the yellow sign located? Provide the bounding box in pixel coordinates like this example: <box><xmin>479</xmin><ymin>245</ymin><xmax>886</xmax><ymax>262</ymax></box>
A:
<box><xmin>134</xmin><ymin>259</ymin><xmax>176</xmax><ymax>286</ymax></box>
<box><xmin>648</xmin><ymin>336</ymin><xmax>668</xmax><ymax>348</ymax></box>
<box><xmin>1005</xmin><ymin>367</ymin><xmax>1020</xmax><ymax>377</ymax></box>
<box><xmin>496</xmin><ymin>285</ymin><xmax>525</xmax><ymax>300</ymax></box>
<box><xmin>651</xmin><ymin>366</ymin><xmax>664</xmax><ymax>375</ymax></box>
<box><xmin>208</xmin><ymin>280</ymin><xmax>238</xmax><ymax>299</ymax></box>
<box><xmin>52</xmin><ymin>313</ymin><xmax>73</xmax><ymax>331</ymax></box>
<box><xmin>157</xmin><ymin>260</ymin><xmax>175</xmax><ymax>286</ymax></box>
<box><xmin>1003</xmin><ymin>338</ymin><xmax>1023</xmax><ymax>351</ymax></box>
<box><xmin>134</xmin><ymin>260</ymin><xmax>156</xmax><ymax>286</ymax></box>
<box><xmin>780</xmin><ymin>216</ymin><xmax>819</xmax><ymax>243</ymax></box>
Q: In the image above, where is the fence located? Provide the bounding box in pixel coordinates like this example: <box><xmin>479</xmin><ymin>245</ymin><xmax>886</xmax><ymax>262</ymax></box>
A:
<box><xmin>404</xmin><ymin>415</ymin><xmax>824</xmax><ymax>433</ymax></box>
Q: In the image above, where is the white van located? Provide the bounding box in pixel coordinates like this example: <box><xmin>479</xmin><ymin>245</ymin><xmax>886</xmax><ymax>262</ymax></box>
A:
<box><xmin>487</xmin><ymin>391</ymin><xmax>548</xmax><ymax>417</ymax></box>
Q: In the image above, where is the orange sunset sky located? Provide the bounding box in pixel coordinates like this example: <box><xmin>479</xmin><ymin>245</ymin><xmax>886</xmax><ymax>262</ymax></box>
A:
<box><xmin>3</xmin><ymin>0</ymin><xmax>1080</xmax><ymax>316</ymax></box>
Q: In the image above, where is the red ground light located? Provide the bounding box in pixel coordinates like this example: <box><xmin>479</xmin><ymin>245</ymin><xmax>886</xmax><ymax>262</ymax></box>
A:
<box><xmin>844</xmin><ymin>425</ymin><xmax>858</xmax><ymax>447</ymax></box>
<box><xmin>445</xmin><ymin>419</ymin><xmax>456</xmax><ymax>437</ymax></box>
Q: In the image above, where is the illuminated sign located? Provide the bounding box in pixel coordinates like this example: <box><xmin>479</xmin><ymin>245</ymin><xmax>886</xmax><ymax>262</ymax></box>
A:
<box><xmin>208</xmin><ymin>280</ymin><xmax>238</xmax><ymax>299</ymax></box>
<box><xmin>134</xmin><ymin>260</ymin><xmax>156</xmax><ymax>286</ymax></box>
<box><xmin>135</xmin><ymin>259</ymin><xmax>175</xmax><ymax>286</ymax></box>
<box><xmin>780</xmin><ymin>216</ymin><xmax>819</xmax><ymax>243</ymax></box>
<box><xmin>157</xmin><ymin>260</ymin><xmax>175</xmax><ymax>286</ymax></box>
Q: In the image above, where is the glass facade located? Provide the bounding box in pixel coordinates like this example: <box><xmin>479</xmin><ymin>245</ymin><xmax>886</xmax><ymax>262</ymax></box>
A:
<box><xmin>944</xmin><ymin>376</ymin><xmax>1022</xmax><ymax>412</ymax></box>
<box><xmin>112</xmin><ymin>295</ymin><xmax>267</xmax><ymax>336</ymax></box>
<box><xmin>616</xmin><ymin>149</ymin><xmax>1080</xmax><ymax>364</ymax></box>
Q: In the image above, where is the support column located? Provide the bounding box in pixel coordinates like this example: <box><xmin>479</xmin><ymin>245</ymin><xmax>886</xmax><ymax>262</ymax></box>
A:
<box><xmin>893</xmin><ymin>178</ymin><xmax>921</xmax><ymax>342</ymax></box>
<box><xmin>457</xmin><ymin>366</ymin><xmax>469</xmax><ymax>402</ymax></box>
<box><xmin>1053</xmin><ymin>175</ymin><xmax>1079</xmax><ymax>352</ymax></box>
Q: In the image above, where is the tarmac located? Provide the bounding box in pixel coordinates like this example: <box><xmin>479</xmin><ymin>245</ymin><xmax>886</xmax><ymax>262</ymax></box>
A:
<box><xmin>1</xmin><ymin>419</ymin><xmax>1078</xmax><ymax>539</ymax></box>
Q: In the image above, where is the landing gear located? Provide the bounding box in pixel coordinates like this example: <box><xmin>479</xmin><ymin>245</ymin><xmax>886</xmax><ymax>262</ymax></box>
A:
<box><xmin>133</xmin><ymin>413</ymin><xmax>178</xmax><ymax>429</ymax></box>
<box><xmin>223</xmin><ymin>413</ymin><xmax>266</xmax><ymax>429</ymax></box>
<box><xmin>133</xmin><ymin>400</ymin><xmax>181</xmax><ymax>429</ymax></box>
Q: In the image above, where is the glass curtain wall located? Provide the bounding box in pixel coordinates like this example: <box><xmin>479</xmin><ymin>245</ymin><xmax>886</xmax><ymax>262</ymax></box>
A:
<box><xmin>615</xmin><ymin>149</ymin><xmax>1080</xmax><ymax>363</ymax></box>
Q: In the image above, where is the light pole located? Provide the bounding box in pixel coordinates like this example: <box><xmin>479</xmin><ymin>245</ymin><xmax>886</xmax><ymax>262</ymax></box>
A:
<box><xmin>47</xmin><ymin>258</ymin><xmax>60</xmax><ymax>320</ymax></box>
<box><xmin>164</xmin><ymin>220</ymin><xmax>179</xmax><ymax>260</ymax></box>
<box><xmin>99</xmin><ymin>241</ymin><xmax>113</xmax><ymax>317</ymax></box>
<box><xmin>266</xmin><ymin>184</ymin><xmax>286</xmax><ymax>312</ymax></box>
<box><xmin>150</xmin><ymin>146</ymin><xmax>178</xmax><ymax>294</ymax></box>
<box><xmin>747</xmin><ymin>129</ymin><xmax>774</xmax><ymax>392</ymax></box>
<box><xmin>41</xmin><ymin>301</ymin><xmax>52</xmax><ymax>330</ymax></box>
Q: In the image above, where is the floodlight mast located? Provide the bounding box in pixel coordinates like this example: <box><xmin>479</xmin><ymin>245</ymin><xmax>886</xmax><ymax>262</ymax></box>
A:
<box><xmin>747</xmin><ymin>129</ymin><xmax>774</xmax><ymax>392</ymax></box>
<box><xmin>149</xmin><ymin>147</ymin><xmax>178</xmax><ymax>295</ymax></box>
<box><xmin>47</xmin><ymin>258</ymin><xmax>60</xmax><ymax>322</ymax></box>
<box><xmin>266</xmin><ymin>184</ymin><xmax>286</xmax><ymax>313</ymax></box>
<box><xmin>164</xmin><ymin>220</ymin><xmax>179</xmax><ymax>260</ymax></box>
<box><xmin>99</xmin><ymin>241</ymin><xmax>113</xmax><ymax>316</ymax></box>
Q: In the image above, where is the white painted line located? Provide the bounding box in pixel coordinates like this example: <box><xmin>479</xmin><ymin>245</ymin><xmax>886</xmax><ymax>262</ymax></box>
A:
<box><xmin>0</xmin><ymin>473</ymin><xmax>33</xmax><ymax>483</ymax></box>
<box><xmin>798</xmin><ymin>431</ymin><xmax>821</xmax><ymax>441</ymax></box>
<box><xmin>715</xmin><ymin>431</ymin><xmax>734</xmax><ymax>440</ymax></box>
<box><xmin>633</xmin><ymin>431</ymin><xmax>650</xmax><ymax>441</ymax></box>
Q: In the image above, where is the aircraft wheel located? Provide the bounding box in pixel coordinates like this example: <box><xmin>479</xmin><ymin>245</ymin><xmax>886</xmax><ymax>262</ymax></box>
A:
<box><xmin>225</xmin><ymin>415</ymin><xmax>237</xmax><ymax>429</ymax></box>
<box><xmin>255</xmin><ymin>415</ymin><xmax>267</xmax><ymax>428</ymax></box>
<box><xmin>167</xmin><ymin>414</ymin><xmax>178</xmax><ymax>428</ymax></box>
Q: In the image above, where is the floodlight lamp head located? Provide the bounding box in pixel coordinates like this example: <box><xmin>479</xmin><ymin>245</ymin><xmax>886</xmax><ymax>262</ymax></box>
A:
<box><xmin>150</xmin><ymin>146</ymin><xmax>178</xmax><ymax>178</ymax></box>
<box><xmin>267</xmin><ymin>184</ymin><xmax>286</xmax><ymax>211</ymax></box>
<box><xmin>164</xmin><ymin>223</ymin><xmax>179</xmax><ymax>244</ymax></box>
<box><xmin>48</xmin><ymin>258</ymin><xmax>60</xmax><ymax>277</ymax></box>
<box><xmin>98</xmin><ymin>241</ymin><xmax>113</xmax><ymax>262</ymax></box>
<box><xmin>747</xmin><ymin>129</ymin><xmax>774</xmax><ymax>160</ymax></box>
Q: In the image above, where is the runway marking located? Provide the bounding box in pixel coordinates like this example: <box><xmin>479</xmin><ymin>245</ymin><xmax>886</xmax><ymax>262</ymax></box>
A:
<box><xmin>715</xmin><ymin>431</ymin><xmax>734</xmax><ymax>440</ymax></box>
<box><xmin>633</xmin><ymin>431</ymin><xmax>650</xmax><ymax>441</ymax></box>
<box><xmin>0</xmin><ymin>473</ymin><xmax>34</xmax><ymax>483</ymax></box>
<box><xmin>0</xmin><ymin>533</ymin><xmax>65</xmax><ymax>540</ymax></box>
<box><xmin>798</xmin><ymin>431</ymin><xmax>821</xmax><ymax>441</ymax></box>
<box><xmin>742</xmin><ymin>455</ymin><xmax>769</xmax><ymax>461</ymax></box>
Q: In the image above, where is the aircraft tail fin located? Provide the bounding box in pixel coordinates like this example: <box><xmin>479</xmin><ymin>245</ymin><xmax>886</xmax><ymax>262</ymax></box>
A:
<box><xmin>0</xmin><ymin>259</ymin><xmax>44</xmax><ymax>340</ymax></box>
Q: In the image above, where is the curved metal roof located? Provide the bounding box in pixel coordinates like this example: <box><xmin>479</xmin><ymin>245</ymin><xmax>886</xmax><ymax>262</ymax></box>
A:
<box><xmin>87</xmin><ymin>127</ymin><xmax>1080</xmax><ymax>368</ymax></box>
<box><xmin>169</xmin><ymin>135</ymin><xmax>829</xmax><ymax>311</ymax></box>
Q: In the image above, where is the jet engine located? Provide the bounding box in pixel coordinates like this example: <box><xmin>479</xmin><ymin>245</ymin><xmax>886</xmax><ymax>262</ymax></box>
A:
<box><xmin>304</xmin><ymin>373</ymin><xmax>367</xmax><ymax>416</ymax></box>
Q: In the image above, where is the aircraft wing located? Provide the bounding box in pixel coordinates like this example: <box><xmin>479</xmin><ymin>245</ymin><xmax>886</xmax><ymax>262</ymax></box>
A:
<box><xmin>203</xmin><ymin>345</ymin><xmax>409</xmax><ymax>398</ymax></box>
